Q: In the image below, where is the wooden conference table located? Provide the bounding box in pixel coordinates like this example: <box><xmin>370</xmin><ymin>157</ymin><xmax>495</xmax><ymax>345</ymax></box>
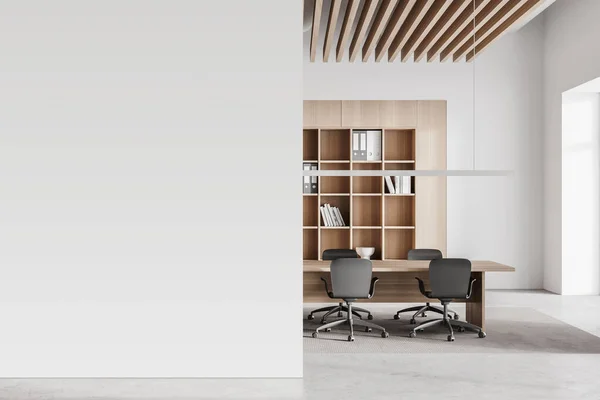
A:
<box><xmin>303</xmin><ymin>260</ymin><xmax>515</xmax><ymax>330</ymax></box>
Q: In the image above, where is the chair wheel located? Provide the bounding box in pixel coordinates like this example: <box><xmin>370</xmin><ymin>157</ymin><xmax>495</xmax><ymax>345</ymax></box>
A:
<box><xmin>454</xmin><ymin>314</ymin><xmax>460</xmax><ymax>320</ymax></box>
<box><xmin>307</xmin><ymin>314</ymin><xmax>315</xmax><ymax>320</ymax></box>
<box><xmin>365</xmin><ymin>327</ymin><xmax>372</xmax><ymax>333</ymax></box>
<box><xmin>409</xmin><ymin>331</ymin><xmax>416</xmax><ymax>338</ymax></box>
<box><xmin>347</xmin><ymin>335</ymin><xmax>354</xmax><ymax>342</ymax></box>
<box><xmin>409</xmin><ymin>319</ymin><xmax>416</xmax><ymax>325</ymax></box>
<box><xmin>312</xmin><ymin>332</ymin><xmax>318</xmax><ymax>338</ymax></box>
<box><xmin>421</xmin><ymin>313</ymin><xmax>427</xmax><ymax>318</ymax></box>
<box><xmin>324</xmin><ymin>328</ymin><xmax>331</xmax><ymax>332</ymax></box>
<box><xmin>320</xmin><ymin>319</ymin><xmax>327</xmax><ymax>324</ymax></box>
<box><xmin>457</xmin><ymin>326</ymin><xmax>465</xmax><ymax>333</ymax></box>
<box><xmin>447</xmin><ymin>335</ymin><xmax>455</xmax><ymax>342</ymax></box>
<box><xmin>381</xmin><ymin>331</ymin><xmax>389</xmax><ymax>338</ymax></box>
<box><xmin>478</xmin><ymin>331</ymin><xmax>486</xmax><ymax>338</ymax></box>
<box><xmin>367</xmin><ymin>314</ymin><xmax>373</xmax><ymax>320</ymax></box>
<box><xmin>393</xmin><ymin>314</ymin><xmax>399</xmax><ymax>320</ymax></box>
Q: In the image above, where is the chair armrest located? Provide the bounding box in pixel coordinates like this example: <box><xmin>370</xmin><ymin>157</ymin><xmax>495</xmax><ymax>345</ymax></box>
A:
<box><xmin>367</xmin><ymin>277</ymin><xmax>379</xmax><ymax>299</ymax></box>
<box><xmin>320</xmin><ymin>277</ymin><xmax>334</xmax><ymax>298</ymax></box>
<box><xmin>415</xmin><ymin>277</ymin><xmax>432</xmax><ymax>298</ymax></box>
<box><xmin>466</xmin><ymin>278</ymin><xmax>476</xmax><ymax>299</ymax></box>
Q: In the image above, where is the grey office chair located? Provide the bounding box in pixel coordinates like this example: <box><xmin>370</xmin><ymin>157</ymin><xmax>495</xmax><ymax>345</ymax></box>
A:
<box><xmin>307</xmin><ymin>249</ymin><xmax>374</xmax><ymax>323</ymax></box>
<box><xmin>408</xmin><ymin>258</ymin><xmax>486</xmax><ymax>342</ymax></box>
<box><xmin>393</xmin><ymin>248</ymin><xmax>459</xmax><ymax>323</ymax></box>
<box><xmin>312</xmin><ymin>258</ymin><xmax>389</xmax><ymax>342</ymax></box>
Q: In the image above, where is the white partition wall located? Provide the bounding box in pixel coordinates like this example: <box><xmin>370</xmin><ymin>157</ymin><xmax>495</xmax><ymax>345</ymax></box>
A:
<box><xmin>0</xmin><ymin>1</ymin><xmax>302</xmax><ymax>377</ymax></box>
<box><xmin>562</xmin><ymin>90</ymin><xmax>600</xmax><ymax>295</ymax></box>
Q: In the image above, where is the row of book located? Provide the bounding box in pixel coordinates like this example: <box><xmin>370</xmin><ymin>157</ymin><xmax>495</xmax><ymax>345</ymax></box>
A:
<box><xmin>385</xmin><ymin>176</ymin><xmax>412</xmax><ymax>194</ymax></box>
<box><xmin>320</xmin><ymin>204</ymin><xmax>345</xmax><ymax>227</ymax></box>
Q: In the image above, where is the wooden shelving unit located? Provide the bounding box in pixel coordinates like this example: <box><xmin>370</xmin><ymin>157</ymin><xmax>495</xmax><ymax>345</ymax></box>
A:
<box><xmin>302</xmin><ymin>127</ymin><xmax>416</xmax><ymax>260</ymax></box>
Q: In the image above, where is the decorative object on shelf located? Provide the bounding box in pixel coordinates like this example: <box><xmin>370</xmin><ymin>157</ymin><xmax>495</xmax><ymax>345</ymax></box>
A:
<box><xmin>356</xmin><ymin>247</ymin><xmax>375</xmax><ymax>260</ymax></box>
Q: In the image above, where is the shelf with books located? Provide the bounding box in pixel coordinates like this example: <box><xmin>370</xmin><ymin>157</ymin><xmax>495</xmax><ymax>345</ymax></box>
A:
<box><xmin>319</xmin><ymin>196</ymin><xmax>349</xmax><ymax>228</ymax></box>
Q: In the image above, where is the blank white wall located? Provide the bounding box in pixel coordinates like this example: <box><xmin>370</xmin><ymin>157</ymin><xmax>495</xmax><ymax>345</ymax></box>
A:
<box><xmin>304</xmin><ymin>17</ymin><xmax>544</xmax><ymax>289</ymax></box>
<box><xmin>0</xmin><ymin>1</ymin><xmax>302</xmax><ymax>377</ymax></box>
<box><xmin>543</xmin><ymin>0</ymin><xmax>600</xmax><ymax>293</ymax></box>
<box><xmin>561</xmin><ymin>92</ymin><xmax>600</xmax><ymax>295</ymax></box>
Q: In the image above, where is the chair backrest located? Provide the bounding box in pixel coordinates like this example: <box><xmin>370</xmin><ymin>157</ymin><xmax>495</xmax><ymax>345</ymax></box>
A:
<box><xmin>322</xmin><ymin>248</ymin><xmax>358</xmax><ymax>261</ymax></box>
<box><xmin>408</xmin><ymin>248</ymin><xmax>443</xmax><ymax>260</ymax></box>
<box><xmin>330</xmin><ymin>258</ymin><xmax>372</xmax><ymax>299</ymax></box>
<box><xmin>429</xmin><ymin>258</ymin><xmax>472</xmax><ymax>299</ymax></box>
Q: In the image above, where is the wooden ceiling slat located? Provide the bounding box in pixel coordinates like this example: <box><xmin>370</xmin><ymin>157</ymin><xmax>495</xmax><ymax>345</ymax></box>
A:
<box><xmin>349</xmin><ymin>0</ymin><xmax>379</xmax><ymax>62</ymax></box>
<box><xmin>310</xmin><ymin>0</ymin><xmax>323</xmax><ymax>62</ymax></box>
<box><xmin>427</xmin><ymin>0</ymin><xmax>491</xmax><ymax>62</ymax></box>
<box><xmin>414</xmin><ymin>0</ymin><xmax>471</xmax><ymax>62</ymax></box>
<box><xmin>466</xmin><ymin>0</ymin><xmax>543</xmax><ymax>62</ymax></box>
<box><xmin>336</xmin><ymin>0</ymin><xmax>360</xmax><ymax>62</ymax></box>
<box><xmin>452</xmin><ymin>0</ymin><xmax>523</xmax><ymax>62</ymax></box>
<box><xmin>375</xmin><ymin>0</ymin><xmax>417</xmax><ymax>62</ymax></box>
<box><xmin>439</xmin><ymin>0</ymin><xmax>505</xmax><ymax>62</ymax></box>
<box><xmin>362</xmin><ymin>0</ymin><xmax>400</xmax><ymax>62</ymax></box>
<box><xmin>400</xmin><ymin>0</ymin><xmax>452</xmax><ymax>62</ymax></box>
<box><xmin>323</xmin><ymin>0</ymin><xmax>342</xmax><ymax>62</ymax></box>
<box><xmin>388</xmin><ymin>0</ymin><xmax>435</xmax><ymax>62</ymax></box>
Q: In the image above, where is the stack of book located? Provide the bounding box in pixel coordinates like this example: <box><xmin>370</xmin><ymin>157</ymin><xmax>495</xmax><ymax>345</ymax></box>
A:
<box><xmin>385</xmin><ymin>176</ymin><xmax>412</xmax><ymax>194</ymax></box>
<box><xmin>320</xmin><ymin>204</ymin><xmax>345</xmax><ymax>227</ymax></box>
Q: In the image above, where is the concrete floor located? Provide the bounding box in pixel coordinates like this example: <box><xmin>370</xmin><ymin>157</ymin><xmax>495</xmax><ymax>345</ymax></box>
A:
<box><xmin>2</xmin><ymin>290</ymin><xmax>600</xmax><ymax>400</ymax></box>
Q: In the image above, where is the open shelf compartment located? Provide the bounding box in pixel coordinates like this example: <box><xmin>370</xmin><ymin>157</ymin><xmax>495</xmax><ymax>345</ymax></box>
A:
<box><xmin>320</xmin><ymin>129</ymin><xmax>350</xmax><ymax>161</ymax></box>
<box><xmin>384</xmin><ymin>129</ymin><xmax>415</xmax><ymax>161</ymax></box>
<box><xmin>384</xmin><ymin>229</ymin><xmax>414</xmax><ymax>260</ymax></box>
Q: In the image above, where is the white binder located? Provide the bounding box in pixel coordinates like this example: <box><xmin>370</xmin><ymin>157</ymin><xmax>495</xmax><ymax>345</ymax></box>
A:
<box><xmin>352</xmin><ymin>132</ymin><xmax>360</xmax><ymax>160</ymax></box>
<box><xmin>310</xmin><ymin>163</ymin><xmax>318</xmax><ymax>193</ymax></box>
<box><xmin>359</xmin><ymin>132</ymin><xmax>367</xmax><ymax>159</ymax></box>
<box><xmin>366</xmin><ymin>130</ymin><xmax>382</xmax><ymax>161</ymax></box>
<box><xmin>303</xmin><ymin>163</ymin><xmax>311</xmax><ymax>193</ymax></box>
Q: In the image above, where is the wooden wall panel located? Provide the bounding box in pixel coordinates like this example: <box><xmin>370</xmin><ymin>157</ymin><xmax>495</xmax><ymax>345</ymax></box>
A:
<box><xmin>341</xmin><ymin>100</ymin><xmax>381</xmax><ymax>127</ymax></box>
<box><xmin>415</xmin><ymin>100</ymin><xmax>447</xmax><ymax>255</ymax></box>
<box><xmin>341</xmin><ymin>100</ymin><xmax>417</xmax><ymax>128</ymax></box>
<box><xmin>380</xmin><ymin>101</ymin><xmax>418</xmax><ymax>127</ymax></box>
<box><xmin>303</xmin><ymin>100</ymin><xmax>342</xmax><ymax>127</ymax></box>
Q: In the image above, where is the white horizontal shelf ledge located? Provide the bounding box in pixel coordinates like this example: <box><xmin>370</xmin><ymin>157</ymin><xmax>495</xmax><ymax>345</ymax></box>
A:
<box><xmin>303</xmin><ymin>170</ymin><xmax>514</xmax><ymax>177</ymax></box>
